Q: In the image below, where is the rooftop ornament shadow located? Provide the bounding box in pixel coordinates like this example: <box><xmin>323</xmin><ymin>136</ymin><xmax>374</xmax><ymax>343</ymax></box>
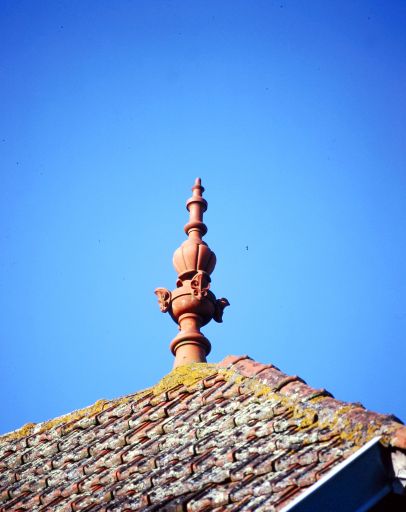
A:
<box><xmin>155</xmin><ymin>178</ymin><xmax>229</xmax><ymax>368</ymax></box>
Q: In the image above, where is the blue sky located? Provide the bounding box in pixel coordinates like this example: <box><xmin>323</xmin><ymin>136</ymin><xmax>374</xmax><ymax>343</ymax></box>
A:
<box><xmin>1</xmin><ymin>0</ymin><xmax>405</xmax><ymax>434</ymax></box>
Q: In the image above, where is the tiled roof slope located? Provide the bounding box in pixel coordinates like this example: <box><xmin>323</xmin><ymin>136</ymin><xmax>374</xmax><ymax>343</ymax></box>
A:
<box><xmin>1</xmin><ymin>355</ymin><xmax>405</xmax><ymax>512</ymax></box>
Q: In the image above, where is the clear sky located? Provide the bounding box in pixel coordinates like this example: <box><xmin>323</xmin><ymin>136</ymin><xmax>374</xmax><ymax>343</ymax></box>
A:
<box><xmin>1</xmin><ymin>1</ymin><xmax>405</xmax><ymax>435</ymax></box>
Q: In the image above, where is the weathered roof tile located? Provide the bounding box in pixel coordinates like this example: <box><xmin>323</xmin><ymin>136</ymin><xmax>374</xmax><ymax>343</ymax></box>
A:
<box><xmin>0</xmin><ymin>356</ymin><xmax>405</xmax><ymax>511</ymax></box>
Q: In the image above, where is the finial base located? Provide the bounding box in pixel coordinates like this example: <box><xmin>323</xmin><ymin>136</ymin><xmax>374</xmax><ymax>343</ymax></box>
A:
<box><xmin>172</xmin><ymin>344</ymin><xmax>208</xmax><ymax>368</ymax></box>
<box><xmin>170</xmin><ymin>313</ymin><xmax>211</xmax><ymax>368</ymax></box>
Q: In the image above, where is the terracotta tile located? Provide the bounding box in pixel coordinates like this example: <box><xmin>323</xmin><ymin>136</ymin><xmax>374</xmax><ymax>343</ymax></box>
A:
<box><xmin>186</xmin><ymin>485</ymin><xmax>230</xmax><ymax>511</ymax></box>
<box><xmin>1</xmin><ymin>356</ymin><xmax>405</xmax><ymax>512</ymax></box>
<box><xmin>153</xmin><ymin>462</ymin><xmax>192</xmax><ymax>488</ymax></box>
<box><xmin>2</xmin><ymin>453</ymin><xmax>24</xmax><ymax>470</ymax></box>
<box><xmin>114</xmin><ymin>475</ymin><xmax>152</xmax><ymax>497</ymax></box>
<box><xmin>315</xmin><ymin>456</ymin><xmax>343</xmax><ymax>479</ymax></box>
<box><xmin>71</xmin><ymin>494</ymin><xmax>98</xmax><ymax>511</ymax></box>
<box><xmin>236</xmin><ymin>494</ymin><xmax>276</xmax><ymax>512</ymax></box>
<box><xmin>229</xmin><ymin>457</ymin><xmax>263</xmax><ymax>482</ymax></box>
<box><xmin>391</xmin><ymin>425</ymin><xmax>406</xmax><ymax>449</ymax></box>
<box><xmin>189</xmin><ymin>451</ymin><xmax>214</xmax><ymax>474</ymax></box>
<box><xmin>6</xmin><ymin>492</ymin><xmax>41</xmax><ymax>510</ymax></box>
<box><xmin>194</xmin><ymin>436</ymin><xmax>217</xmax><ymax>456</ymax></box>
<box><xmin>293</xmin><ymin>462</ymin><xmax>318</xmax><ymax>488</ymax></box>
<box><xmin>39</xmin><ymin>486</ymin><xmax>63</xmax><ymax>506</ymax></box>
<box><xmin>228</xmin><ymin>475</ymin><xmax>256</xmax><ymax>503</ymax></box>
<box><xmin>272</xmin><ymin>484</ymin><xmax>301</xmax><ymax>510</ymax></box>
<box><xmin>217</xmin><ymin>355</ymin><xmax>252</xmax><ymax>368</ymax></box>
<box><xmin>242</xmin><ymin>363</ymin><xmax>286</xmax><ymax>386</ymax></box>
<box><xmin>146</xmin><ymin>479</ymin><xmax>188</xmax><ymax>505</ymax></box>
<box><xmin>155</xmin><ymin>441</ymin><xmax>195</xmax><ymax>468</ymax></box>
<box><xmin>60</xmin><ymin>480</ymin><xmax>83</xmax><ymax>498</ymax></box>
<box><xmin>1</xmin><ymin>491</ymin><xmax>30</xmax><ymax>510</ymax></box>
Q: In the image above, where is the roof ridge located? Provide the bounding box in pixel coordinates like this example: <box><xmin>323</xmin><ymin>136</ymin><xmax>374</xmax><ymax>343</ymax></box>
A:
<box><xmin>0</xmin><ymin>389</ymin><xmax>152</xmax><ymax>443</ymax></box>
<box><xmin>217</xmin><ymin>354</ymin><xmax>406</xmax><ymax>450</ymax></box>
<box><xmin>3</xmin><ymin>356</ymin><xmax>405</xmax><ymax>452</ymax></box>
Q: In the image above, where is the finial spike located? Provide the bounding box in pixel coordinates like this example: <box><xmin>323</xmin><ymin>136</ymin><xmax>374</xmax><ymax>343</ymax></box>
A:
<box><xmin>185</xmin><ymin>178</ymin><xmax>207</xmax><ymax>239</ymax></box>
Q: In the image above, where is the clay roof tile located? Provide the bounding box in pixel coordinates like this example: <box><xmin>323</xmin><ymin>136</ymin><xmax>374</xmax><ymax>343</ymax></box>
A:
<box><xmin>1</xmin><ymin>355</ymin><xmax>405</xmax><ymax>511</ymax></box>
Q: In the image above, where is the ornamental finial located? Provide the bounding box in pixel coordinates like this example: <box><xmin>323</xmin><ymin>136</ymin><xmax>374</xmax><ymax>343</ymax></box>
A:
<box><xmin>155</xmin><ymin>178</ymin><xmax>229</xmax><ymax>368</ymax></box>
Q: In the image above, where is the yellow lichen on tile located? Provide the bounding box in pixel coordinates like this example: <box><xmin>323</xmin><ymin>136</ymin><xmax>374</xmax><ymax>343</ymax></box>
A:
<box><xmin>152</xmin><ymin>363</ymin><xmax>219</xmax><ymax>395</ymax></box>
<box><xmin>11</xmin><ymin>422</ymin><xmax>37</xmax><ymax>439</ymax></box>
<box><xmin>0</xmin><ymin>390</ymin><xmax>151</xmax><ymax>442</ymax></box>
<box><xmin>1</xmin><ymin>362</ymin><xmax>399</xmax><ymax>451</ymax></box>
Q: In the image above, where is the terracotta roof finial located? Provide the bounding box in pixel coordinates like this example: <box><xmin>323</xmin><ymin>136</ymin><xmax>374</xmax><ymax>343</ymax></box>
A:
<box><xmin>155</xmin><ymin>179</ymin><xmax>229</xmax><ymax>368</ymax></box>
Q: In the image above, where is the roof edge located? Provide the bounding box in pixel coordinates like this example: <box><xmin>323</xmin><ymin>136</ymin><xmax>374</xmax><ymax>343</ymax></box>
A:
<box><xmin>280</xmin><ymin>436</ymin><xmax>391</xmax><ymax>512</ymax></box>
<box><xmin>218</xmin><ymin>355</ymin><xmax>406</xmax><ymax>449</ymax></box>
<box><xmin>0</xmin><ymin>389</ymin><xmax>152</xmax><ymax>442</ymax></box>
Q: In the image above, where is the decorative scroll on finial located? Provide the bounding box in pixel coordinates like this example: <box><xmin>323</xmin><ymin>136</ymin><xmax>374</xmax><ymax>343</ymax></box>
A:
<box><xmin>155</xmin><ymin>178</ymin><xmax>229</xmax><ymax>368</ymax></box>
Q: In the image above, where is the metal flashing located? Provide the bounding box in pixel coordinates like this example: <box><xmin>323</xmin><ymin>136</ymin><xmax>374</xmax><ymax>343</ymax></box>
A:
<box><xmin>281</xmin><ymin>437</ymin><xmax>392</xmax><ymax>512</ymax></box>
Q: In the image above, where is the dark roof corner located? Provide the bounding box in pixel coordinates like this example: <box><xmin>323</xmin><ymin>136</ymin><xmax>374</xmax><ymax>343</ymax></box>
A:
<box><xmin>391</xmin><ymin>449</ymin><xmax>406</xmax><ymax>495</ymax></box>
